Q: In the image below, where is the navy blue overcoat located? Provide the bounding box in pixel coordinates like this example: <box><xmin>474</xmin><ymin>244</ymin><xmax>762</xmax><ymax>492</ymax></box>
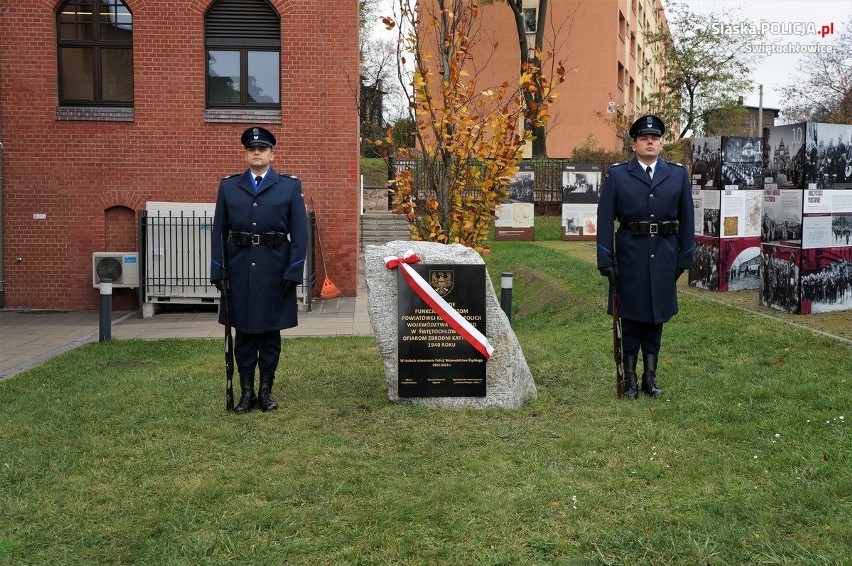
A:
<box><xmin>210</xmin><ymin>168</ymin><xmax>308</xmax><ymax>333</ymax></box>
<box><xmin>596</xmin><ymin>157</ymin><xmax>695</xmax><ymax>323</ymax></box>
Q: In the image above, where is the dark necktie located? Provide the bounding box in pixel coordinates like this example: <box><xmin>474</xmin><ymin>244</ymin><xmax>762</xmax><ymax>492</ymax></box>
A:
<box><xmin>255</xmin><ymin>175</ymin><xmax>263</xmax><ymax>192</ymax></box>
<box><xmin>646</xmin><ymin>166</ymin><xmax>653</xmax><ymax>181</ymax></box>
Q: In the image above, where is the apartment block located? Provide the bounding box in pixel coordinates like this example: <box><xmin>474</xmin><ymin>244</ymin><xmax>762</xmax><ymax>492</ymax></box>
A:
<box><xmin>472</xmin><ymin>0</ymin><xmax>673</xmax><ymax>156</ymax></box>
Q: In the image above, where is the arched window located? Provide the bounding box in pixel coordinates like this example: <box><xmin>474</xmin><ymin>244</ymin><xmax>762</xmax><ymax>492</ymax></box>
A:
<box><xmin>205</xmin><ymin>0</ymin><xmax>281</xmax><ymax>108</ymax></box>
<box><xmin>57</xmin><ymin>0</ymin><xmax>133</xmax><ymax>106</ymax></box>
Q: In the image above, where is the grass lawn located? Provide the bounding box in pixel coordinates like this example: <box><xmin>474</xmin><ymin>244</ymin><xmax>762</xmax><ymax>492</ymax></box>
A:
<box><xmin>1</xmin><ymin>217</ymin><xmax>850</xmax><ymax>564</ymax></box>
<box><xmin>361</xmin><ymin>157</ymin><xmax>389</xmax><ymax>188</ymax></box>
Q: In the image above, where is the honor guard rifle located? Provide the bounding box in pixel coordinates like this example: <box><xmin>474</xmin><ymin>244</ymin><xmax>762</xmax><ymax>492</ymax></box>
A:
<box><xmin>220</xmin><ymin>233</ymin><xmax>235</xmax><ymax>411</ymax></box>
<box><xmin>610</xmin><ymin>265</ymin><xmax>625</xmax><ymax>398</ymax></box>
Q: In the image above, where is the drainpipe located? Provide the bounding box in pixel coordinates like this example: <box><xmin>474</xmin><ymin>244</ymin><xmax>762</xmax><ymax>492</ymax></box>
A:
<box><xmin>0</xmin><ymin>139</ymin><xmax>5</xmax><ymax>308</ymax></box>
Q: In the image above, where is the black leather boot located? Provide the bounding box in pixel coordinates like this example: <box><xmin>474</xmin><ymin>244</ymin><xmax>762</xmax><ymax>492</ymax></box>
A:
<box><xmin>623</xmin><ymin>353</ymin><xmax>638</xmax><ymax>399</ymax></box>
<box><xmin>258</xmin><ymin>372</ymin><xmax>278</xmax><ymax>412</ymax></box>
<box><xmin>234</xmin><ymin>372</ymin><xmax>257</xmax><ymax>413</ymax></box>
<box><xmin>641</xmin><ymin>353</ymin><xmax>662</xmax><ymax>397</ymax></box>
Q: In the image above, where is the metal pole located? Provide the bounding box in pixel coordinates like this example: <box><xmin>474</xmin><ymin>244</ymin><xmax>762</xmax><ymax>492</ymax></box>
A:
<box><xmin>99</xmin><ymin>278</ymin><xmax>113</xmax><ymax>342</ymax></box>
<box><xmin>0</xmin><ymin>141</ymin><xmax>5</xmax><ymax>308</ymax></box>
<box><xmin>137</xmin><ymin>210</ymin><xmax>145</xmax><ymax>319</ymax></box>
<box><xmin>500</xmin><ymin>272</ymin><xmax>513</xmax><ymax>322</ymax></box>
<box><xmin>757</xmin><ymin>84</ymin><xmax>764</xmax><ymax>138</ymax></box>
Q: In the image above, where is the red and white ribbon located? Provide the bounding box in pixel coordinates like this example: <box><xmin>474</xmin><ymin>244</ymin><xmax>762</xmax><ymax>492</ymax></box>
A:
<box><xmin>385</xmin><ymin>250</ymin><xmax>494</xmax><ymax>360</ymax></box>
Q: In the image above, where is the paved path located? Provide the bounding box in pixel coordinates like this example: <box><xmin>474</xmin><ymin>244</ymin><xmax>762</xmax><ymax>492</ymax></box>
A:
<box><xmin>0</xmin><ymin>270</ymin><xmax>371</xmax><ymax>380</ymax></box>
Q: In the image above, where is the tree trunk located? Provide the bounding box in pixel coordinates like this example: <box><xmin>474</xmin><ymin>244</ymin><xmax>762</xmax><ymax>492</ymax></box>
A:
<box><xmin>531</xmin><ymin>124</ymin><xmax>547</xmax><ymax>158</ymax></box>
<box><xmin>509</xmin><ymin>0</ymin><xmax>549</xmax><ymax>158</ymax></box>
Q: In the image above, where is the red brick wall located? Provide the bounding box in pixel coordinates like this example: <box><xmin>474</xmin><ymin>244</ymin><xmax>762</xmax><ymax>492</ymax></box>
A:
<box><xmin>0</xmin><ymin>0</ymin><xmax>361</xmax><ymax>310</ymax></box>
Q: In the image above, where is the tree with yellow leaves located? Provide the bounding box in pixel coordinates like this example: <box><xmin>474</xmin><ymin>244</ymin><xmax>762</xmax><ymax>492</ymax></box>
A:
<box><xmin>373</xmin><ymin>0</ymin><xmax>563</xmax><ymax>253</ymax></box>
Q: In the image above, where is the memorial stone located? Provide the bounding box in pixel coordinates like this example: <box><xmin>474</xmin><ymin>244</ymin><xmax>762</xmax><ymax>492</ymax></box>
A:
<box><xmin>365</xmin><ymin>241</ymin><xmax>537</xmax><ymax>409</ymax></box>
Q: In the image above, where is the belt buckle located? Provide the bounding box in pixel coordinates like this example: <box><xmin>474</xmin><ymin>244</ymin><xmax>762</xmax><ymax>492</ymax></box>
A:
<box><xmin>250</xmin><ymin>234</ymin><xmax>261</xmax><ymax>245</ymax></box>
<box><xmin>649</xmin><ymin>223</ymin><xmax>658</xmax><ymax>235</ymax></box>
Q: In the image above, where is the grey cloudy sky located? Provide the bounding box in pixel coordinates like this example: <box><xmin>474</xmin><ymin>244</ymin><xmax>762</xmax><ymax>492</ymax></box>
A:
<box><xmin>684</xmin><ymin>0</ymin><xmax>850</xmax><ymax>112</ymax></box>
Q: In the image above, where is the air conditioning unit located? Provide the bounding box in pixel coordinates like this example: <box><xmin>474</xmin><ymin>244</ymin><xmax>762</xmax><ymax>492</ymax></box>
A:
<box><xmin>92</xmin><ymin>252</ymin><xmax>139</xmax><ymax>288</ymax></box>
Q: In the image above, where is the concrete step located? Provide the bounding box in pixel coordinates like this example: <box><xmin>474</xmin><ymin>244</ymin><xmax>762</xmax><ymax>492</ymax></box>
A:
<box><xmin>361</xmin><ymin>213</ymin><xmax>410</xmax><ymax>248</ymax></box>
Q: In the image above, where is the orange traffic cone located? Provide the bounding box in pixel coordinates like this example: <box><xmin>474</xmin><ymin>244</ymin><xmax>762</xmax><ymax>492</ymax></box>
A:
<box><xmin>320</xmin><ymin>275</ymin><xmax>341</xmax><ymax>299</ymax></box>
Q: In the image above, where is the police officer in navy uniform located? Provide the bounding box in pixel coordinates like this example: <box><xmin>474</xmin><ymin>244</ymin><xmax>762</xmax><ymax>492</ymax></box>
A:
<box><xmin>597</xmin><ymin>115</ymin><xmax>694</xmax><ymax>398</ymax></box>
<box><xmin>210</xmin><ymin>127</ymin><xmax>308</xmax><ymax>413</ymax></box>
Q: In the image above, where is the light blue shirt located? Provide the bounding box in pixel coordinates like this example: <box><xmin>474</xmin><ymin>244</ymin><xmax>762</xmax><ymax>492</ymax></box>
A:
<box><xmin>252</xmin><ymin>170</ymin><xmax>268</xmax><ymax>192</ymax></box>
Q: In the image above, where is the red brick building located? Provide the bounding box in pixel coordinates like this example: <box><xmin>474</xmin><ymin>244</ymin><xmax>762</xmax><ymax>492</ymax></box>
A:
<box><xmin>0</xmin><ymin>0</ymin><xmax>361</xmax><ymax>310</ymax></box>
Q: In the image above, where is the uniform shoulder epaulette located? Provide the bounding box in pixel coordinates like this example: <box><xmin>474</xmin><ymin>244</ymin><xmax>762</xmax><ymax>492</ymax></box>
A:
<box><xmin>665</xmin><ymin>160</ymin><xmax>685</xmax><ymax>168</ymax></box>
<box><xmin>222</xmin><ymin>173</ymin><xmax>240</xmax><ymax>180</ymax></box>
<box><xmin>283</xmin><ymin>174</ymin><xmax>300</xmax><ymax>181</ymax></box>
<box><xmin>610</xmin><ymin>161</ymin><xmax>626</xmax><ymax>168</ymax></box>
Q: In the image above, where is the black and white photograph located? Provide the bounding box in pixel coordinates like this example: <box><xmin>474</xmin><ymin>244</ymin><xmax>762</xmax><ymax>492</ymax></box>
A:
<box><xmin>691</xmin><ymin>136</ymin><xmax>721</xmax><ymax>187</ymax></box>
<box><xmin>721</xmin><ymin>136</ymin><xmax>762</xmax><ymax>189</ymax></box>
<box><xmin>699</xmin><ymin>189</ymin><xmax>720</xmax><ymax>236</ymax></box>
<box><xmin>762</xmin><ymin>189</ymin><xmax>803</xmax><ymax>242</ymax></box>
<box><xmin>689</xmin><ymin>236</ymin><xmax>721</xmax><ymax>291</ymax></box>
<box><xmin>804</xmin><ymin>122</ymin><xmax>852</xmax><ymax>190</ymax></box>
<box><xmin>561</xmin><ymin>166</ymin><xmax>601</xmax><ymax>204</ymax></box>
<box><xmin>759</xmin><ymin>244</ymin><xmax>801</xmax><ymax>314</ymax></box>
<box><xmin>766</xmin><ymin>123</ymin><xmax>805</xmax><ymax>189</ymax></box>
<box><xmin>832</xmin><ymin>214</ymin><xmax>852</xmax><ymax>246</ymax></box>
<box><xmin>721</xmin><ymin>237</ymin><xmax>761</xmax><ymax>291</ymax></box>
<box><xmin>507</xmin><ymin>169</ymin><xmax>535</xmax><ymax>203</ymax></box>
<box><xmin>703</xmin><ymin>208</ymin><xmax>720</xmax><ymax>237</ymax></box>
<box><xmin>523</xmin><ymin>8</ymin><xmax>537</xmax><ymax>33</ymax></box>
<box><xmin>800</xmin><ymin>247</ymin><xmax>852</xmax><ymax>313</ymax></box>
<box><xmin>690</xmin><ymin>236</ymin><xmax>761</xmax><ymax>293</ymax></box>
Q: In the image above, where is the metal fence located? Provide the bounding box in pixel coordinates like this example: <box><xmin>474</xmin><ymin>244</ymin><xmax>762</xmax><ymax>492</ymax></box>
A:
<box><xmin>138</xmin><ymin>205</ymin><xmax>315</xmax><ymax>311</ymax></box>
<box><xmin>393</xmin><ymin>158</ymin><xmax>587</xmax><ymax>212</ymax></box>
<box><xmin>140</xmin><ymin>204</ymin><xmax>218</xmax><ymax>305</ymax></box>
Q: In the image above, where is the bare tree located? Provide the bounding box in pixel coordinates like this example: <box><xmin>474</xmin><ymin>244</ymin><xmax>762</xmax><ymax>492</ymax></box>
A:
<box><xmin>781</xmin><ymin>16</ymin><xmax>852</xmax><ymax>124</ymax></box>
<box><xmin>360</xmin><ymin>0</ymin><xmax>408</xmax><ymax>155</ymax></box>
<box><xmin>359</xmin><ymin>0</ymin><xmax>382</xmax><ymax>54</ymax></box>
<box><xmin>644</xmin><ymin>1</ymin><xmax>764</xmax><ymax>138</ymax></box>
<box><xmin>362</xmin><ymin>38</ymin><xmax>409</xmax><ymax>122</ymax></box>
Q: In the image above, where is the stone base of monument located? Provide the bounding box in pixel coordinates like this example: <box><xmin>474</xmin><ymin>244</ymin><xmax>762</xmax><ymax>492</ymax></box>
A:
<box><xmin>365</xmin><ymin>240</ymin><xmax>537</xmax><ymax>409</ymax></box>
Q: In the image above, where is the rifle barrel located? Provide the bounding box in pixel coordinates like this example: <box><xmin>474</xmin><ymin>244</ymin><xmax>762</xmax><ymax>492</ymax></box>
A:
<box><xmin>221</xmin><ymin>234</ymin><xmax>235</xmax><ymax>412</ymax></box>
<box><xmin>612</xmin><ymin>286</ymin><xmax>625</xmax><ymax>399</ymax></box>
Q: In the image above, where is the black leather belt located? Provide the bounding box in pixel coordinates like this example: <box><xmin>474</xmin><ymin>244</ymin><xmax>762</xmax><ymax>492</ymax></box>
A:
<box><xmin>624</xmin><ymin>221</ymin><xmax>678</xmax><ymax>236</ymax></box>
<box><xmin>230</xmin><ymin>231</ymin><xmax>289</xmax><ymax>247</ymax></box>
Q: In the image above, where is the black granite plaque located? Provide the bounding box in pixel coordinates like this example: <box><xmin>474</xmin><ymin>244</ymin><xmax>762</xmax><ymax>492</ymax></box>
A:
<box><xmin>398</xmin><ymin>263</ymin><xmax>487</xmax><ymax>397</ymax></box>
